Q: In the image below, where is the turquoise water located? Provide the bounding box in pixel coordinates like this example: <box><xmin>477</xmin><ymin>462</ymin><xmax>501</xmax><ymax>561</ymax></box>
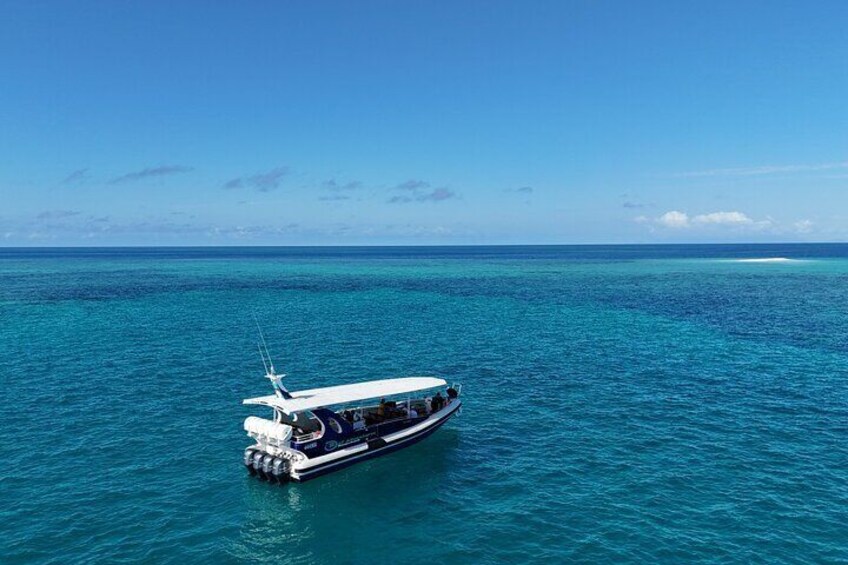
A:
<box><xmin>2</xmin><ymin>245</ymin><xmax>847</xmax><ymax>563</ymax></box>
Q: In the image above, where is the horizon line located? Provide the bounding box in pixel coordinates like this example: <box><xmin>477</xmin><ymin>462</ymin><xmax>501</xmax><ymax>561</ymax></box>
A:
<box><xmin>1</xmin><ymin>241</ymin><xmax>845</xmax><ymax>250</ymax></box>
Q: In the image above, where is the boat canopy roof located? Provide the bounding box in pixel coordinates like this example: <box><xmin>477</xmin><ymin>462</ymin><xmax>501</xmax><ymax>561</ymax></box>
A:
<box><xmin>243</xmin><ymin>376</ymin><xmax>447</xmax><ymax>413</ymax></box>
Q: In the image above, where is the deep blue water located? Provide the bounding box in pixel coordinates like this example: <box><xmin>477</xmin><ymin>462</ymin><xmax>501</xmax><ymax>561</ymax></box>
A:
<box><xmin>2</xmin><ymin>244</ymin><xmax>847</xmax><ymax>563</ymax></box>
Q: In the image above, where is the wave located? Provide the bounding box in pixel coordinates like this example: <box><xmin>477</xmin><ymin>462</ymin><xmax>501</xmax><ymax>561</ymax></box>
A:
<box><xmin>732</xmin><ymin>257</ymin><xmax>802</xmax><ymax>263</ymax></box>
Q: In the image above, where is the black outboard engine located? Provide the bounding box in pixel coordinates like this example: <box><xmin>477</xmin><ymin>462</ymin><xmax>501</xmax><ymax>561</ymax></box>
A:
<box><xmin>447</xmin><ymin>387</ymin><xmax>458</xmax><ymax>400</ymax></box>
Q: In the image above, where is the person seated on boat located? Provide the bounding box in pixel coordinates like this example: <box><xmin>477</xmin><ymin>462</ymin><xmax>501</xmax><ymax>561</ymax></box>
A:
<box><xmin>409</xmin><ymin>406</ymin><xmax>418</xmax><ymax>418</ymax></box>
<box><xmin>425</xmin><ymin>397</ymin><xmax>432</xmax><ymax>414</ymax></box>
<box><xmin>432</xmin><ymin>392</ymin><xmax>445</xmax><ymax>412</ymax></box>
<box><xmin>383</xmin><ymin>400</ymin><xmax>399</xmax><ymax>419</ymax></box>
<box><xmin>377</xmin><ymin>398</ymin><xmax>387</xmax><ymax>420</ymax></box>
<box><xmin>342</xmin><ymin>409</ymin><xmax>354</xmax><ymax>424</ymax></box>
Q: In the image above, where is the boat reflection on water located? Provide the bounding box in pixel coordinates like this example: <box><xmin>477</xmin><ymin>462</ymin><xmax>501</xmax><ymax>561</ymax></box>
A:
<box><xmin>229</xmin><ymin>430</ymin><xmax>462</xmax><ymax>562</ymax></box>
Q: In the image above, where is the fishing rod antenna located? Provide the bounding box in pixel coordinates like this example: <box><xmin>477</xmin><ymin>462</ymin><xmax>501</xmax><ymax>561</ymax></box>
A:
<box><xmin>253</xmin><ymin>313</ymin><xmax>276</xmax><ymax>376</ymax></box>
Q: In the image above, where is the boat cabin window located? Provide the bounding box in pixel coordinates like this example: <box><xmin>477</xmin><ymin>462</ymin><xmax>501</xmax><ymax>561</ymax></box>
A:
<box><xmin>328</xmin><ymin>417</ymin><xmax>343</xmax><ymax>434</ymax></box>
<box><xmin>290</xmin><ymin>411</ymin><xmax>324</xmax><ymax>442</ymax></box>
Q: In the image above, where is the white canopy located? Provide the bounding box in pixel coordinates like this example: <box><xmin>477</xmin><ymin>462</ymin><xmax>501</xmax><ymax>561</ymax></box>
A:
<box><xmin>243</xmin><ymin>376</ymin><xmax>447</xmax><ymax>413</ymax></box>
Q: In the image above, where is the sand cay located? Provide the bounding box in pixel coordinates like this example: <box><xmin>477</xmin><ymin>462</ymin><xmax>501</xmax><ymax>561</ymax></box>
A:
<box><xmin>734</xmin><ymin>257</ymin><xmax>799</xmax><ymax>263</ymax></box>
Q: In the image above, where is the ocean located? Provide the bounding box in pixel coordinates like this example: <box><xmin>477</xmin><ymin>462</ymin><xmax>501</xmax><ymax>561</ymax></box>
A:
<box><xmin>1</xmin><ymin>244</ymin><xmax>847</xmax><ymax>563</ymax></box>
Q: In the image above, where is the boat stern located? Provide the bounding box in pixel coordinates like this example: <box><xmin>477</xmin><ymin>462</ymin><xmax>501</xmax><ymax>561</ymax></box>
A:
<box><xmin>243</xmin><ymin>416</ymin><xmax>303</xmax><ymax>482</ymax></box>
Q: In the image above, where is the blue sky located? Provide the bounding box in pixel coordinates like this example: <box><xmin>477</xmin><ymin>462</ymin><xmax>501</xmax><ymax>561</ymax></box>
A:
<box><xmin>2</xmin><ymin>1</ymin><xmax>847</xmax><ymax>245</ymax></box>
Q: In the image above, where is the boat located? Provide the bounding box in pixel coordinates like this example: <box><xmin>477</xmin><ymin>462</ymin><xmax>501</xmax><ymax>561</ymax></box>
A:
<box><xmin>241</xmin><ymin>354</ymin><xmax>462</xmax><ymax>482</ymax></box>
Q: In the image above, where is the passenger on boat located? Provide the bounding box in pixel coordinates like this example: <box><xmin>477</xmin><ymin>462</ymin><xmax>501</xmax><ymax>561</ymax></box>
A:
<box><xmin>409</xmin><ymin>407</ymin><xmax>418</xmax><ymax>418</ymax></box>
<box><xmin>425</xmin><ymin>397</ymin><xmax>432</xmax><ymax>414</ymax></box>
<box><xmin>432</xmin><ymin>392</ymin><xmax>445</xmax><ymax>412</ymax></box>
<box><xmin>387</xmin><ymin>400</ymin><xmax>400</xmax><ymax>419</ymax></box>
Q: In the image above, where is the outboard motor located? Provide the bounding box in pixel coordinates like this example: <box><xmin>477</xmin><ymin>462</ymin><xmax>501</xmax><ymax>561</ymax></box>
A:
<box><xmin>252</xmin><ymin>451</ymin><xmax>267</xmax><ymax>478</ymax></box>
<box><xmin>244</xmin><ymin>448</ymin><xmax>258</xmax><ymax>475</ymax></box>
<box><xmin>260</xmin><ymin>454</ymin><xmax>276</xmax><ymax>480</ymax></box>
<box><xmin>271</xmin><ymin>458</ymin><xmax>289</xmax><ymax>483</ymax></box>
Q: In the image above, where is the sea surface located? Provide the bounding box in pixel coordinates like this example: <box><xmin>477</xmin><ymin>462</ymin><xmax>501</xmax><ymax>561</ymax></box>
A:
<box><xmin>2</xmin><ymin>244</ymin><xmax>847</xmax><ymax>563</ymax></box>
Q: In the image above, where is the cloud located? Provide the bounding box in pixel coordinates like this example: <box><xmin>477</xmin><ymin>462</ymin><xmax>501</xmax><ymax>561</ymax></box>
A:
<box><xmin>620</xmin><ymin>192</ymin><xmax>650</xmax><ymax>209</ymax></box>
<box><xmin>395</xmin><ymin>180</ymin><xmax>430</xmax><ymax>192</ymax></box>
<box><xmin>794</xmin><ymin>219</ymin><xmax>814</xmax><ymax>233</ymax></box>
<box><xmin>657</xmin><ymin>210</ymin><xmax>690</xmax><ymax>228</ymax></box>
<box><xmin>506</xmin><ymin>186</ymin><xmax>533</xmax><ymax>194</ymax></box>
<box><xmin>223</xmin><ymin>167</ymin><xmax>289</xmax><ymax>192</ymax></box>
<box><xmin>420</xmin><ymin>187</ymin><xmax>456</xmax><ymax>202</ymax></box>
<box><xmin>692</xmin><ymin>211</ymin><xmax>753</xmax><ymax>225</ymax></box>
<box><xmin>62</xmin><ymin>168</ymin><xmax>89</xmax><ymax>185</ymax></box>
<box><xmin>207</xmin><ymin>223</ymin><xmax>300</xmax><ymax>238</ymax></box>
<box><xmin>15</xmin><ymin>215</ymin><xmax>302</xmax><ymax>239</ymax></box>
<box><xmin>389</xmin><ymin>188</ymin><xmax>457</xmax><ymax>203</ymax></box>
<box><xmin>650</xmin><ymin>210</ymin><xmax>772</xmax><ymax>231</ymax></box>
<box><xmin>109</xmin><ymin>165</ymin><xmax>193</xmax><ymax>184</ymax></box>
<box><xmin>36</xmin><ymin>210</ymin><xmax>81</xmax><ymax>220</ymax></box>
<box><xmin>672</xmin><ymin>161</ymin><xmax>848</xmax><ymax>178</ymax></box>
<box><xmin>319</xmin><ymin>194</ymin><xmax>352</xmax><ymax>202</ymax></box>
<box><xmin>342</xmin><ymin>222</ymin><xmax>457</xmax><ymax>238</ymax></box>
<box><xmin>388</xmin><ymin>180</ymin><xmax>458</xmax><ymax>203</ymax></box>
<box><xmin>322</xmin><ymin>179</ymin><xmax>362</xmax><ymax>191</ymax></box>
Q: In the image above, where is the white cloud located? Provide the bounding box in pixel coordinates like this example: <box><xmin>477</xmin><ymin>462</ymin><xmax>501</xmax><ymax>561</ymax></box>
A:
<box><xmin>657</xmin><ymin>210</ymin><xmax>690</xmax><ymax>228</ymax></box>
<box><xmin>672</xmin><ymin>161</ymin><xmax>848</xmax><ymax>178</ymax></box>
<box><xmin>794</xmin><ymin>219</ymin><xmax>814</xmax><ymax>233</ymax></box>
<box><xmin>652</xmin><ymin>210</ymin><xmax>765</xmax><ymax>230</ymax></box>
<box><xmin>692</xmin><ymin>211</ymin><xmax>753</xmax><ymax>225</ymax></box>
<box><xmin>645</xmin><ymin>209</ymin><xmax>812</xmax><ymax>234</ymax></box>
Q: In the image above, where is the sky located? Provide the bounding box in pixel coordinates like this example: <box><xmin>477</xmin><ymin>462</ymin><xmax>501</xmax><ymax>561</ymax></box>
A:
<box><xmin>1</xmin><ymin>1</ymin><xmax>847</xmax><ymax>245</ymax></box>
